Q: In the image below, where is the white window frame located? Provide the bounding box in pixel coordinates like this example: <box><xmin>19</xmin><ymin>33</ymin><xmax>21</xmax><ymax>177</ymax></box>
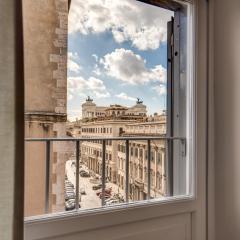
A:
<box><xmin>24</xmin><ymin>0</ymin><xmax>209</xmax><ymax>239</ymax></box>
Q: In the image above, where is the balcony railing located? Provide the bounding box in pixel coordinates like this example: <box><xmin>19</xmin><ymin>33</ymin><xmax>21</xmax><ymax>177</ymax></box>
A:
<box><xmin>25</xmin><ymin>136</ymin><xmax>186</xmax><ymax>214</ymax></box>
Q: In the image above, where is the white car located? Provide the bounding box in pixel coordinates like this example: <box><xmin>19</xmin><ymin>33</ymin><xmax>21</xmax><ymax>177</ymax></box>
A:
<box><xmin>65</xmin><ymin>199</ymin><xmax>80</xmax><ymax>211</ymax></box>
<box><xmin>106</xmin><ymin>199</ymin><xmax>119</xmax><ymax>206</ymax></box>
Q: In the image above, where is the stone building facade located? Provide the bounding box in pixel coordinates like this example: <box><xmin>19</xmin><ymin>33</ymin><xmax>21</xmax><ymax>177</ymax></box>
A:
<box><xmin>117</xmin><ymin>118</ymin><xmax>167</xmax><ymax>200</ymax></box>
<box><xmin>82</xmin><ymin>97</ymin><xmax>107</xmax><ymax>119</ymax></box>
<box><xmin>82</xmin><ymin>97</ymin><xmax>147</xmax><ymax>120</ymax></box>
<box><xmin>79</xmin><ymin>98</ymin><xmax>166</xmax><ymax>201</ymax></box>
<box><xmin>81</xmin><ymin>119</ymin><xmax>136</xmax><ymax>183</ymax></box>
<box><xmin>23</xmin><ymin>0</ymin><xmax>70</xmax><ymax>216</ymax></box>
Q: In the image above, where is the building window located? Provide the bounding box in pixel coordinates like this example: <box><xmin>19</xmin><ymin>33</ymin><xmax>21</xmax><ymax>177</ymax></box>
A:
<box><xmin>145</xmin><ymin>150</ymin><xmax>148</xmax><ymax>160</ymax></box>
<box><xmin>157</xmin><ymin>172</ymin><xmax>161</xmax><ymax>190</ymax></box>
<box><xmin>122</xmin><ymin>145</ymin><xmax>126</xmax><ymax>153</ymax></box>
<box><xmin>131</xmin><ymin>147</ymin><xmax>133</xmax><ymax>156</ymax></box>
<box><xmin>157</xmin><ymin>152</ymin><xmax>162</xmax><ymax>164</ymax></box>
<box><xmin>135</xmin><ymin>148</ymin><xmax>138</xmax><ymax>157</ymax></box>
<box><xmin>151</xmin><ymin>170</ymin><xmax>154</xmax><ymax>187</ymax></box>
<box><xmin>151</xmin><ymin>151</ymin><xmax>154</xmax><ymax>162</ymax></box>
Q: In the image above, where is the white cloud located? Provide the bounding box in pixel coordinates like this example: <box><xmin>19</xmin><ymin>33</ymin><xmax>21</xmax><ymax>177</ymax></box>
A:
<box><xmin>152</xmin><ymin>84</ymin><xmax>167</xmax><ymax>95</ymax></box>
<box><xmin>116</xmin><ymin>92</ymin><xmax>136</xmax><ymax>101</ymax></box>
<box><xmin>91</xmin><ymin>54</ymin><xmax>103</xmax><ymax>76</ymax></box>
<box><xmin>68</xmin><ymin>52</ymin><xmax>79</xmax><ymax>60</ymax></box>
<box><xmin>68</xmin><ymin>76</ymin><xmax>110</xmax><ymax>98</ymax></box>
<box><xmin>92</xmin><ymin>54</ymin><xmax>99</xmax><ymax>62</ymax></box>
<box><xmin>69</xmin><ymin>0</ymin><xmax>173</xmax><ymax>50</ymax></box>
<box><xmin>68</xmin><ymin>52</ymin><xmax>81</xmax><ymax>73</ymax></box>
<box><xmin>68</xmin><ymin>91</ymin><xmax>73</xmax><ymax>101</ymax></box>
<box><xmin>100</xmin><ymin>48</ymin><xmax>166</xmax><ymax>84</ymax></box>
<box><xmin>92</xmin><ymin>63</ymin><xmax>102</xmax><ymax>76</ymax></box>
<box><xmin>93</xmin><ymin>67</ymin><xmax>101</xmax><ymax>76</ymax></box>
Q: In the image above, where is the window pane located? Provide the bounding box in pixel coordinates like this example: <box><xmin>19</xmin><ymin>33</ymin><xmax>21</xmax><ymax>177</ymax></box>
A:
<box><xmin>24</xmin><ymin>0</ymin><xmax>193</xmax><ymax>217</ymax></box>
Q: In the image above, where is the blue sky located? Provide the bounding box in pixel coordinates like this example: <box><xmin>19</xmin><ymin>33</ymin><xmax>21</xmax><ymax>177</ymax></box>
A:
<box><xmin>67</xmin><ymin>0</ymin><xmax>173</xmax><ymax>121</ymax></box>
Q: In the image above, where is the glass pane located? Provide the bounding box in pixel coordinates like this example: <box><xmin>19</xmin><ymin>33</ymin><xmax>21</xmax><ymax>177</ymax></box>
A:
<box><xmin>24</xmin><ymin>0</ymin><xmax>192</xmax><ymax>217</ymax></box>
<box><xmin>67</xmin><ymin>0</ymin><xmax>173</xmax><ymax>208</ymax></box>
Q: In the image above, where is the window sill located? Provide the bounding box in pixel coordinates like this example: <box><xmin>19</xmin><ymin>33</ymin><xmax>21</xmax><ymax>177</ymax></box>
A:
<box><xmin>24</xmin><ymin>195</ymin><xmax>195</xmax><ymax>240</ymax></box>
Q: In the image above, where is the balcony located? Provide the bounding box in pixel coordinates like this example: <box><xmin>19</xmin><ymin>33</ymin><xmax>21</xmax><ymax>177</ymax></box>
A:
<box><xmin>25</xmin><ymin>136</ymin><xmax>185</xmax><ymax>214</ymax></box>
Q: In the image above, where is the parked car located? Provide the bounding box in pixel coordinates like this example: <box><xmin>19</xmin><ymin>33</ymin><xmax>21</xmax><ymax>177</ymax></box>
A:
<box><xmin>80</xmin><ymin>187</ymin><xmax>86</xmax><ymax>195</ymax></box>
<box><xmin>92</xmin><ymin>184</ymin><xmax>102</xmax><ymax>190</ymax></box>
<box><xmin>96</xmin><ymin>187</ymin><xmax>112</xmax><ymax>196</ymax></box>
<box><xmin>65</xmin><ymin>188</ymin><xmax>74</xmax><ymax>192</ymax></box>
<box><xmin>65</xmin><ymin>185</ymin><xmax>74</xmax><ymax>190</ymax></box>
<box><xmin>106</xmin><ymin>199</ymin><xmax>119</xmax><ymax>205</ymax></box>
<box><xmin>105</xmin><ymin>196</ymin><xmax>114</xmax><ymax>201</ymax></box>
<box><xmin>65</xmin><ymin>180</ymin><xmax>74</xmax><ymax>188</ymax></box>
<box><xmin>65</xmin><ymin>199</ymin><xmax>80</xmax><ymax>211</ymax></box>
<box><xmin>99</xmin><ymin>193</ymin><xmax>111</xmax><ymax>199</ymax></box>
<box><xmin>65</xmin><ymin>183</ymin><xmax>74</xmax><ymax>187</ymax></box>
<box><xmin>105</xmin><ymin>197</ymin><xmax>115</xmax><ymax>203</ymax></box>
<box><xmin>65</xmin><ymin>188</ymin><xmax>74</xmax><ymax>193</ymax></box>
<box><xmin>65</xmin><ymin>188</ymin><xmax>75</xmax><ymax>194</ymax></box>
<box><xmin>65</xmin><ymin>193</ymin><xmax>75</xmax><ymax>201</ymax></box>
<box><xmin>80</xmin><ymin>171</ymin><xmax>90</xmax><ymax>177</ymax></box>
<box><xmin>65</xmin><ymin>190</ymin><xmax>74</xmax><ymax>195</ymax></box>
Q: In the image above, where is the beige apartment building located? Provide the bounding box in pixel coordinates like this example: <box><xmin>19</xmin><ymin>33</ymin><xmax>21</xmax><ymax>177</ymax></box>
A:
<box><xmin>80</xmin><ymin>98</ymin><xmax>146</xmax><ymax>183</ymax></box>
<box><xmin>81</xmin><ymin>119</ymin><xmax>136</xmax><ymax>183</ymax></box>
<box><xmin>118</xmin><ymin>118</ymin><xmax>167</xmax><ymax>200</ymax></box>
<box><xmin>78</xmin><ymin>98</ymin><xmax>166</xmax><ymax>200</ymax></box>
<box><xmin>24</xmin><ymin>0</ymin><xmax>70</xmax><ymax>216</ymax></box>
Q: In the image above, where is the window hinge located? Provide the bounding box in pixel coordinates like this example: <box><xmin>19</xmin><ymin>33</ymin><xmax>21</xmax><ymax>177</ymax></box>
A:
<box><xmin>181</xmin><ymin>139</ymin><xmax>187</xmax><ymax>157</ymax></box>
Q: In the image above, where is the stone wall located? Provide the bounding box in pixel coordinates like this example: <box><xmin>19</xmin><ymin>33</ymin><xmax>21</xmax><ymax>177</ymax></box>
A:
<box><xmin>23</xmin><ymin>0</ymin><xmax>69</xmax><ymax>216</ymax></box>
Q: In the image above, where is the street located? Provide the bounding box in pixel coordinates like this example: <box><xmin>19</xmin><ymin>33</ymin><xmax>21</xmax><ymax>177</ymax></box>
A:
<box><xmin>65</xmin><ymin>160</ymin><xmax>125</xmax><ymax>209</ymax></box>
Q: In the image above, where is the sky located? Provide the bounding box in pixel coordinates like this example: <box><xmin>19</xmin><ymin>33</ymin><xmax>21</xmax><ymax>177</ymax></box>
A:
<box><xmin>67</xmin><ymin>0</ymin><xmax>173</xmax><ymax>121</ymax></box>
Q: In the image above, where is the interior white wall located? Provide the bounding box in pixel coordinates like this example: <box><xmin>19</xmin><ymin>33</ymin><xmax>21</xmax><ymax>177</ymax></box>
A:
<box><xmin>0</xmin><ymin>1</ymin><xmax>24</xmax><ymax>240</ymax></box>
<box><xmin>4</xmin><ymin>0</ymin><xmax>240</xmax><ymax>239</ymax></box>
<box><xmin>214</xmin><ymin>0</ymin><xmax>240</xmax><ymax>239</ymax></box>
<box><xmin>0</xmin><ymin>1</ymin><xmax>17</xmax><ymax>239</ymax></box>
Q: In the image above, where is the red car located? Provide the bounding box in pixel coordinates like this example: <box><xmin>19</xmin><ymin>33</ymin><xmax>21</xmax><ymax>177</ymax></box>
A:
<box><xmin>99</xmin><ymin>193</ymin><xmax>111</xmax><ymax>199</ymax></box>
<box><xmin>96</xmin><ymin>187</ymin><xmax>112</xmax><ymax>196</ymax></box>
